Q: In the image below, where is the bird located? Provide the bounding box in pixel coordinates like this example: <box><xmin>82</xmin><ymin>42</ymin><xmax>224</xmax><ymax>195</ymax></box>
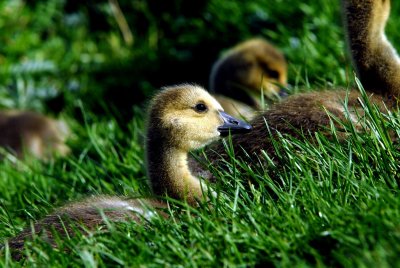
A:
<box><xmin>209</xmin><ymin>38</ymin><xmax>288</xmax><ymax>119</ymax></box>
<box><xmin>5</xmin><ymin>84</ymin><xmax>252</xmax><ymax>259</ymax></box>
<box><xmin>0</xmin><ymin>111</ymin><xmax>70</xmax><ymax>160</ymax></box>
<box><xmin>204</xmin><ymin>0</ymin><xmax>400</xmax><ymax>165</ymax></box>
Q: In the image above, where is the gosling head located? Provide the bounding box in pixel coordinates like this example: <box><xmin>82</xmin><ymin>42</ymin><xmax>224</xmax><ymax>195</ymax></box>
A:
<box><xmin>146</xmin><ymin>84</ymin><xmax>252</xmax><ymax>203</ymax></box>
<box><xmin>210</xmin><ymin>38</ymin><xmax>287</xmax><ymax>106</ymax></box>
<box><xmin>147</xmin><ymin>84</ymin><xmax>252</xmax><ymax>152</ymax></box>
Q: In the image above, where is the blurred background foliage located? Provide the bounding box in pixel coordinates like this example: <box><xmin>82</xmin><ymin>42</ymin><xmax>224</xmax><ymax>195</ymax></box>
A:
<box><xmin>0</xmin><ymin>0</ymin><xmax>399</xmax><ymax>122</ymax></box>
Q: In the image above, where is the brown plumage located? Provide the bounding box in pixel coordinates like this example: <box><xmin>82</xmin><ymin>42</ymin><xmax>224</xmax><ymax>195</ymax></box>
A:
<box><xmin>343</xmin><ymin>0</ymin><xmax>400</xmax><ymax>97</ymax></box>
<box><xmin>5</xmin><ymin>84</ymin><xmax>251</xmax><ymax>259</ymax></box>
<box><xmin>6</xmin><ymin>196</ymin><xmax>168</xmax><ymax>260</ymax></box>
<box><xmin>209</xmin><ymin>38</ymin><xmax>288</xmax><ymax>118</ymax></box>
<box><xmin>0</xmin><ymin>111</ymin><xmax>70</xmax><ymax>159</ymax></box>
<box><xmin>205</xmin><ymin>0</ymin><xmax>399</xmax><ymax>164</ymax></box>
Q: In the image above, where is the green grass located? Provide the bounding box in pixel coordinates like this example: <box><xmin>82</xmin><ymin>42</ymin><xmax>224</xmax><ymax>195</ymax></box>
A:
<box><xmin>1</xmin><ymin>0</ymin><xmax>400</xmax><ymax>266</ymax></box>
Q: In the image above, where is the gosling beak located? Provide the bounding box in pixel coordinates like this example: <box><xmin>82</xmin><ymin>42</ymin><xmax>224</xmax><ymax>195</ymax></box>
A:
<box><xmin>217</xmin><ymin>111</ymin><xmax>252</xmax><ymax>137</ymax></box>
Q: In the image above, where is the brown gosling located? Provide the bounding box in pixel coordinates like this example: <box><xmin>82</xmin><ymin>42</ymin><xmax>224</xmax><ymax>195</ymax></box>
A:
<box><xmin>0</xmin><ymin>111</ymin><xmax>70</xmax><ymax>160</ymax></box>
<box><xmin>5</xmin><ymin>84</ymin><xmax>251</xmax><ymax>259</ymax></box>
<box><xmin>146</xmin><ymin>84</ymin><xmax>251</xmax><ymax>205</ymax></box>
<box><xmin>205</xmin><ymin>0</ymin><xmax>400</xmax><ymax>164</ymax></box>
<box><xmin>209</xmin><ymin>38</ymin><xmax>288</xmax><ymax>118</ymax></box>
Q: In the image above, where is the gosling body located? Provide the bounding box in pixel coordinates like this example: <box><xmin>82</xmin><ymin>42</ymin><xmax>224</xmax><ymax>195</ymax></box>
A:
<box><xmin>0</xmin><ymin>111</ymin><xmax>70</xmax><ymax>159</ymax></box>
<box><xmin>206</xmin><ymin>0</ymin><xmax>400</xmax><ymax>163</ymax></box>
<box><xmin>7</xmin><ymin>196</ymin><xmax>167</xmax><ymax>260</ymax></box>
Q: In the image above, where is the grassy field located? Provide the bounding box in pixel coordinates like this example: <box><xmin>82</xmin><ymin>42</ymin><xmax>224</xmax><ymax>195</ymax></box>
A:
<box><xmin>1</xmin><ymin>0</ymin><xmax>400</xmax><ymax>266</ymax></box>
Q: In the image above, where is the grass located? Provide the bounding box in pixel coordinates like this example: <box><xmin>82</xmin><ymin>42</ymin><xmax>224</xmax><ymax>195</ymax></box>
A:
<box><xmin>1</xmin><ymin>0</ymin><xmax>400</xmax><ymax>266</ymax></box>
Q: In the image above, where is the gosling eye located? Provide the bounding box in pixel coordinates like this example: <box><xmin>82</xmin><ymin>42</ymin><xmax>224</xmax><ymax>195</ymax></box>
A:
<box><xmin>265</xmin><ymin>69</ymin><xmax>280</xmax><ymax>79</ymax></box>
<box><xmin>194</xmin><ymin>103</ymin><xmax>208</xmax><ymax>113</ymax></box>
<box><xmin>259</xmin><ymin>62</ymin><xmax>280</xmax><ymax>79</ymax></box>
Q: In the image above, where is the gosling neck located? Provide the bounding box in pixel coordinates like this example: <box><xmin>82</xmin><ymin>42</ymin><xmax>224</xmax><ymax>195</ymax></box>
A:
<box><xmin>146</xmin><ymin>132</ymin><xmax>207</xmax><ymax>205</ymax></box>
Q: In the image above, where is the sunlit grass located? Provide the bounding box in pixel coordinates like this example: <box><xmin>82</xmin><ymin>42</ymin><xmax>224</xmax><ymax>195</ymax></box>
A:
<box><xmin>1</xmin><ymin>0</ymin><xmax>400</xmax><ymax>266</ymax></box>
<box><xmin>1</xmin><ymin>80</ymin><xmax>400</xmax><ymax>266</ymax></box>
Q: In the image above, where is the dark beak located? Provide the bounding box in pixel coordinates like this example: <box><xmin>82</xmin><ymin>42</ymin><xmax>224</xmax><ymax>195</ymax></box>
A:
<box><xmin>217</xmin><ymin>111</ymin><xmax>252</xmax><ymax>137</ymax></box>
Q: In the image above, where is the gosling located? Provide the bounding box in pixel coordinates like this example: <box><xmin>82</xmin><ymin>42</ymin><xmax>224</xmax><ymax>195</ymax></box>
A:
<box><xmin>0</xmin><ymin>111</ymin><xmax>70</xmax><ymax>160</ymax></box>
<box><xmin>205</xmin><ymin>0</ymin><xmax>400</xmax><ymax>164</ymax></box>
<box><xmin>5</xmin><ymin>84</ymin><xmax>251</xmax><ymax>259</ymax></box>
<box><xmin>210</xmin><ymin>38</ymin><xmax>288</xmax><ymax>118</ymax></box>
